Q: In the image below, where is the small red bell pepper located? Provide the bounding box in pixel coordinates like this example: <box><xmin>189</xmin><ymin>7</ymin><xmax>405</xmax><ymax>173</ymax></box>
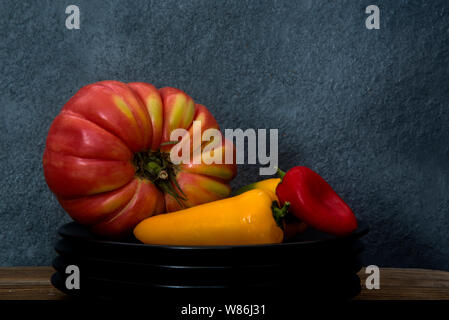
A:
<box><xmin>276</xmin><ymin>166</ymin><xmax>357</xmax><ymax>236</ymax></box>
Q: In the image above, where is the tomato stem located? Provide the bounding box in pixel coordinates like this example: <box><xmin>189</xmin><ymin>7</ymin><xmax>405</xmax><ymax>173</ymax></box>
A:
<box><xmin>133</xmin><ymin>150</ymin><xmax>187</xmax><ymax>207</ymax></box>
<box><xmin>158</xmin><ymin>170</ymin><xmax>168</xmax><ymax>180</ymax></box>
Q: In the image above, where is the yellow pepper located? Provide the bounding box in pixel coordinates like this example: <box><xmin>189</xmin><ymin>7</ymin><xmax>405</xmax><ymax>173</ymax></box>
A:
<box><xmin>133</xmin><ymin>189</ymin><xmax>288</xmax><ymax>246</ymax></box>
<box><xmin>234</xmin><ymin>178</ymin><xmax>281</xmax><ymax>200</ymax></box>
<box><xmin>235</xmin><ymin>177</ymin><xmax>308</xmax><ymax>240</ymax></box>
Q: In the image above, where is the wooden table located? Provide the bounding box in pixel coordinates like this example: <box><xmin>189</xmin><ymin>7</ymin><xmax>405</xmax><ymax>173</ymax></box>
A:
<box><xmin>1</xmin><ymin>267</ymin><xmax>449</xmax><ymax>300</ymax></box>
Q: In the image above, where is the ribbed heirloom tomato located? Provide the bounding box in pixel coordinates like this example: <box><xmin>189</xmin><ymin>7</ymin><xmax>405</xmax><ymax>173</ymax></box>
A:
<box><xmin>43</xmin><ymin>81</ymin><xmax>237</xmax><ymax>237</ymax></box>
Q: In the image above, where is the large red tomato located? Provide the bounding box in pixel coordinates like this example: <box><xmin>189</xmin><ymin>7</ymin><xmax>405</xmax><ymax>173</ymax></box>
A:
<box><xmin>43</xmin><ymin>81</ymin><xmax>237</xmax><ymax>237</ymax></box>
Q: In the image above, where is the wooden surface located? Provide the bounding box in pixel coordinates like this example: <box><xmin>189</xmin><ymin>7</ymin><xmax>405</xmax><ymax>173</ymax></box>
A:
<box><xmin>356</xmin><ymin>268</ymin><xmax>449</xmax><ymax>300</ymax></box>
<box><xmin>0</xmin><ymin>267</ymin><xmax>67</xmax><ymax>300</ymax></box>
<box><xmin>0</xmin><ymin>267</ymin><xmax>449</xmax><ymax>300</ymax></box>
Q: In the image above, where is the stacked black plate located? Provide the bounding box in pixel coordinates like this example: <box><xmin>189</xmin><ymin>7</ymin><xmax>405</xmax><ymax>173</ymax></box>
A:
<box><xmin>51</xmin><ymin>221</ymin><xmax>368</xmax><ymax>300</ymax></box>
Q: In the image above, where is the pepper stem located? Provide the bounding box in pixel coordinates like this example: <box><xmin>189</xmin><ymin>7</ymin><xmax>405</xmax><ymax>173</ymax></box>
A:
<box><xmin>272</xmin><ymin>201</ymin><xmax>290</xmax><ymax>228</ymax></box>
<box><xmin>276</xmin><ymin>167</ymin><xmax>286</xmax><ymax>181</ymax></box>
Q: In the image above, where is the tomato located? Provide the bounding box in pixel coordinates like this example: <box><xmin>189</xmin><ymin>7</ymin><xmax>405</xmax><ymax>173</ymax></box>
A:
<box><xmin>43</xmin><ymin>81</ymin><xmax>237</xmax><ymax>237</ymax></box>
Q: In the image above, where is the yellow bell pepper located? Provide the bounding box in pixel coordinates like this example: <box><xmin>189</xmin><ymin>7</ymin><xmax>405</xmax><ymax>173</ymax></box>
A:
<box><xmin>133</xmin><ymin>189</ymin><xmax>288</xmax><ymax>246</ymax></box>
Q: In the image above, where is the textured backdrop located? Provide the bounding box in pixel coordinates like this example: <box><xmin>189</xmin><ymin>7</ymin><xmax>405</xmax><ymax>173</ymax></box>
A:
<box><xmin>1</xmin><ymin>0</ymin><xmax>448</xmax><ymax>269</ymax></box>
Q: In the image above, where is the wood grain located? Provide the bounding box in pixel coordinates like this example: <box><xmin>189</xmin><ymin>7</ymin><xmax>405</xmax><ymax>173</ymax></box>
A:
<box><xmin>0</xmin><ymin>267</ymin><xmax>448</xmax><ymax>300</ymax></box>
<box><xmin>356</xmin><ymin>267</ymin><xmax>449</xmax><ymax>300</ymax></box>
<box><xmin>0</xmin><ymin>267</ymin><xmax>66</xmax><ymax>300</ymax></box>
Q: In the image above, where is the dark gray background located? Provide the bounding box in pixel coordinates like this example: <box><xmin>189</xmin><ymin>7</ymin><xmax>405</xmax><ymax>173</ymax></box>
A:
<box><xmin>1</xmin><ymin>0</ymin><xmax>448</xmax><ymax>269</ymax></box>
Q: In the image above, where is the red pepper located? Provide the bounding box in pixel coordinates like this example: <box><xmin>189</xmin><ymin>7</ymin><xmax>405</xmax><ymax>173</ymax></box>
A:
<box><xmin>276</xmin><ymin>166</ymin><xmax>357</xmax><ymax>236</ymax></box>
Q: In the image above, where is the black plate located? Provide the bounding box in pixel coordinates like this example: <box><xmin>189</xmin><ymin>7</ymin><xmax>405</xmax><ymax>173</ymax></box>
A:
<box><xmin>55</xmin><ymin>237</ymin><xmax>365</xmax><ymax>267</ymax></box>
<box><xmin>51</xmin><ymin>270</ymin><xmax>362</xmax><ymax>299</ymax></box>
<box><xmin>52</xmin><ymin>251</ymin><xmax>363</xmax><ymax>287</ymax></box>
<box><xmin>56</xmin><ymin>221</ymin><xmax>368</xmax><ymax>266</ymax></box>
<box><xmin>59</xmin><ymin>221</ymin><xmax>368</xmax><ymax>245</ymax></box>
